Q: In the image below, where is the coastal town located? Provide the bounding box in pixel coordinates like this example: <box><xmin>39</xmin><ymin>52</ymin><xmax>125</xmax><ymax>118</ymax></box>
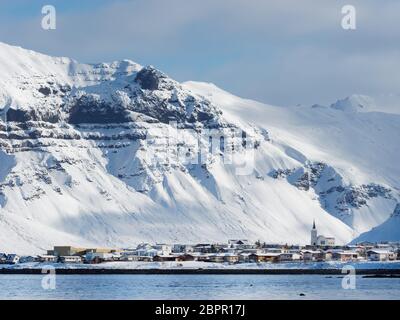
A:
<box><xmin>1</xmin><ymin>223</ymin><xmax>400</xmax><ymax>266</ymax></box>
<box><xmin>1</xmin><ymin>240</ymin><xmax>399</xmax><ymax>266</ymax></box>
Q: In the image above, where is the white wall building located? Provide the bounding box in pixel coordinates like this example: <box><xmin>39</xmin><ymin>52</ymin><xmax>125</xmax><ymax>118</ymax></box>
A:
<box><xmin>37</xmin><ymin>255</ymin><xmax>57</xmax><ymax>262</ymax></box>
<box><xmin>367</xmin><ymin>249</ymin><xmax>396</xmax><ymax>261</ymax></box>
<box><xmin>136</xmin><ymin>248</ymin><xmax>159</xmax><ymax>257</ymax></box>
<box><xmin>60</xmin><ymin>256</ymin><xmax>82</xmax><ymax>263</ymax></box>
<box><xmin>153</xmin><ymin>244</ymin><xmax>172</xmax><ymax>255</ymax></box>
<box><xmin>84</xmin><ymin>252</ymin><xmax>117</xmax><ymax>262</ymax></box>
<box><xmin>310</xmin><ymin>220</ymin><xmax>335</xmax><ymax>246</ymax></box>
<box><xmin>172</xmin><ymin>244</ymin><xmax>194</xmax><ymax>253</ymax></box>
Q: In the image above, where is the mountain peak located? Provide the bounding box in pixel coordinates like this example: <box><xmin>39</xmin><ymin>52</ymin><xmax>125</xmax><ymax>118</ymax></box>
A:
<box><xmin>330</xmin><ymin>94</ymin><xmax>375</xmax><ymax>113</ymax></box>
<box><xmin>134</xmin><ymin>65</ymin><xmax>172</xmax><ymax>90</ymax></box>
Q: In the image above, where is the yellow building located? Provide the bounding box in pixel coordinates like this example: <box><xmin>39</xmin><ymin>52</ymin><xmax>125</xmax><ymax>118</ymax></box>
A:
<box><xmin>53</xmin><ymin>246</ymin><xmax>87</xmax><ymax>257</ymax></box>
<box><xmin>53</xmin><ymin>246</ymin><xmax>121</xmax><ymax>257</ymax></box>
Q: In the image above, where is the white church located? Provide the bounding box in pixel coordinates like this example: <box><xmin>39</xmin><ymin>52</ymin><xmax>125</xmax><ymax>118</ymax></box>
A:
<box><xmin>310</xmin><ymin>220</ymin><xmax>335</xmax><ymax>246</ymax></box>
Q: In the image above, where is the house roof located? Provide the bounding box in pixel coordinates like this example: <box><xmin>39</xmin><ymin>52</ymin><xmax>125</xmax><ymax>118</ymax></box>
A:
<box><xmin>338</xmin><ymin>251</ymin><xmax>359</xmax><ymax>255</ymax></box>
<box><xmin>250</xmin><ymin>253</ymin><xmax>281</xmax><ymax>257</ymax></box>
<box><xmin>367</xmin><ymin>249</ymin><xmax>394</xmax><ymax>254</ymax></box>
<box><xmin>154</xmin><ymin>255</ymin><xmax>176</xmax><ymax>258</ymax></box>
<box><xmin>301</xmin><ymin>250</ymin><xmax>321</xmax><ymax>254</ymax></box>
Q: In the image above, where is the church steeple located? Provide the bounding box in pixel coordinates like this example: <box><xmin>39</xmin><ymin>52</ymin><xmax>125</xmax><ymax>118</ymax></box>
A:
<box><xmin>310</xmin><ymin>219</ymin><xmax>318</xmax><ymax>246</ymax></box>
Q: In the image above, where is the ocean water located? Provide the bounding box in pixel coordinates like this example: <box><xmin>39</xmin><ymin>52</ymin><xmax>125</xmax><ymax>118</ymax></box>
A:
<box><xmin>0</xmin><ymin>274</ymin><xmax>399</xmax><ymax>300</ymax></box>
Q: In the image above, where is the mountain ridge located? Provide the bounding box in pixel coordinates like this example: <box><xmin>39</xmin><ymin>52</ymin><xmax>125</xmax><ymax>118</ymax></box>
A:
<box><xmin>0</xmin><ymin>43</ymin><xmax>398</xmax><ymax>254</ymax></box>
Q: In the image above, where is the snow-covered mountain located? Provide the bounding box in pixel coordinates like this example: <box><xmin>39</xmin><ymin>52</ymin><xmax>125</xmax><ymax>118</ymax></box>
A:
<box><xmin>352</xmin><ymin>204</ymin><xmax>400</xmax><ymax>243</ymax></box>
<box><xmin>330</xmin><ymin>95</ymin><xmax>376</xmax><ymax>113</ymax></box>
<box><xmin>0</xmin><ymin>42</ymin><xmax>399</xmax><ymax>254</ymax></box>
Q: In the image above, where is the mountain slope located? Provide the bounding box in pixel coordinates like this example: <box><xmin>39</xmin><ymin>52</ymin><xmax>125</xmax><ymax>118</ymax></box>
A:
<box><xmin>0</xmin><ymin>43</ymin><xmax>398</xmax><ymax>254</ymax></box>
<box><xmin>352</xmin><ymin>204</ymin><xmax>400</xmax><ymax>243</ymax></box>
<box><xmin>183</xmin><ymin>82</ymin><xmax>400</xmax><ymax>236</ymax></box>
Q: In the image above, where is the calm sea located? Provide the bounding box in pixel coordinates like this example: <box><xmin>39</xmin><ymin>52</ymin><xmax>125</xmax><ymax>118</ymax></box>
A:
<box><xmin>0</xmin><ymin>274</ymin><xmax>399</xmax><ymax>300</ymax></box>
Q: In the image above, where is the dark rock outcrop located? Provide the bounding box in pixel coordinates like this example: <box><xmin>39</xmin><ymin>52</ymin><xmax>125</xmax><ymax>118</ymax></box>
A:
<box><xmin>68</xmin><ymin>95</ymin><xmax>131</xmax><ymax>124</ymax></box>
<box><xmin>135</xmin><ymin>66</ymin><xmax>167</xmax><ymax>91</ymax></box>
<box><xmin>269</xmin><ymin>161</ymin><xmax>394</xmax><ymax>218</ymax></box>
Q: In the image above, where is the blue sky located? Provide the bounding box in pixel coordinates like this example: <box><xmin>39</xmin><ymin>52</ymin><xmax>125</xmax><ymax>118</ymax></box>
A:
<box><xmin>0</xmin><ymin>1</ymin><xmax>112</xmax><ymax>18</ymax></box>
<box><xmin>0</xmin><ymin>0</ymin><xmax>399</xmax><ymax>106</ymax></box>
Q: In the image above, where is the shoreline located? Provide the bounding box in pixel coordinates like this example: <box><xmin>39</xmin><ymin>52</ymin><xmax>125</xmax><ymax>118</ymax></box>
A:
<box><xmin>1</xmin><ymin>268</ymin><xmax>400</xmax><ymax>275</ymax></box>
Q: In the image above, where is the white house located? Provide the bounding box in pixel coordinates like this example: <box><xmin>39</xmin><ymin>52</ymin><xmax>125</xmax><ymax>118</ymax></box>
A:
<box><xmin>136</xmin><ymin>248</ymin><xmax>159</xmax><ymax>257</ymax></box>
<box><xmin>239</xmin><ymin>252</ymin><xmax>252</xmax><ymax>263</ymax></box>
<box><xmin>367</xmin><ymin>249</ymin><xmax>396</xmax><ymax>261</ymax></box>
<box><xmin>60</xmin><ymin>256</ymin><xmax>83</xmax><ymax>263</ymax></box>
<box><xmin>331</xmin><ymin>251</ymin><xmax>360</xmax><ymax>262</ymax></box>
<box><xmin>84</xmin><ymin>252</ymin><xmax>117</xmax><ymax>262</ymax></box>
<box><xmin>289</xmin><ymin>252</ymin><xmax>302</xmax><ymax>261</ymax></box>
<box><xmin>152</xmin><ymin>244</ymin><xmax>172</xmax><ymax>255</ymax></box>
<box><xmin>37</xmin><ymin>255</ymin><xmax>58</xmax><ymax>263</ymax></box>
<box><xmin>172</xmin><ymin>244</ymin><xmax>194</xmax><ymax>253</ymax></box>
<box><xmin>316</xmin><ymin>235</ymin><xmax>335</xmax><ymax>246</ymax></box>
<box><xmin>301</xmin><ymin>249</ymin><xmax>324</xmax><ymax>261</ymax></box>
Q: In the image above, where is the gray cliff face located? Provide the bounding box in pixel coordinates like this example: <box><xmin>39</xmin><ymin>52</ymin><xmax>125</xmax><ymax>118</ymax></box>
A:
<box><xmin>0</xmin><ymin>63</ymin><xmax>261</xmax><ymax>197</ymax></box>
<box><xmin>61</xmin><ymin>65</ymin><xmax>224</xmax><ymax>128</ymax></box>
<box><xmin>0</xmin><ymin>64</ymin><xmax>232</xmax><ymax>153</ymax></box>
<box><xmin>269</xmin><ymin>161</ymin><xmax>396</xmax><ymax>228</ymax></box>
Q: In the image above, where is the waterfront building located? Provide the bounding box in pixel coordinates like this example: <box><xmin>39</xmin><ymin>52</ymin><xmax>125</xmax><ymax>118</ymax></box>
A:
<box><xmin>367</xmin><ymin>249</ymin><xmax>397</xmax><ymax>261</ymax></box>
<box><xmin>60</xmin><ymin>256</ymin><xmax>83</xmax><ymax>263</ymax></box>
<box><xmin>37</xmin><ymin>255</ymin><xmax>58</xmax><ymax>263</ymax></box>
